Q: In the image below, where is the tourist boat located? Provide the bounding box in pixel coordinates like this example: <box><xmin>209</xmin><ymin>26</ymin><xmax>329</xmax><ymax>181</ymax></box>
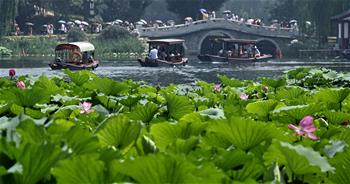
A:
<box><xmin>49</xmin><ymin>42</ymin><xmax>99</xmax><ymax>70</ymax></box>
<box><xmin>197</xmin><ymin>38</ymin><xmax>273</xmax><ymax>63</ymax></box>
<box><xmin>138</xmin><ymin>39</ymin><xmax>188</xmax><ymax>67</ymax></box>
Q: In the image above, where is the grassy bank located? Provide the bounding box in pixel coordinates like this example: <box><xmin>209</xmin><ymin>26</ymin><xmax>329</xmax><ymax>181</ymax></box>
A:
<box><xmin>0</xmin><ymin>34</ymin><xmax>146</xmax><ymax>59</ymax></box>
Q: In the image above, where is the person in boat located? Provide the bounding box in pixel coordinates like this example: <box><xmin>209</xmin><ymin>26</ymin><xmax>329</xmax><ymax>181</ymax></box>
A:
<box><xmin>251</xmin><ymin>45</ymin><xmax>261</xmax><ymax>58</ymax></box>
<box><xmin>149</xmin><ymin>46</ymin><xmax>158</xmax><ymax>62</ymax></box>
<box><xmin>159</xmin><ymin>47</ymin><xmax>167</xmax><ymax>60</ymax></box>
<box><xmin>218</xmin><ymin>48</ymin><xmax>224</xmax><ymax>57</ymax></box>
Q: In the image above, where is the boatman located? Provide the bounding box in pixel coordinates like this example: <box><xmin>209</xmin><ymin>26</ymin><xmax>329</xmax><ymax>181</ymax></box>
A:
<box><xmin>149</xmin><ymin>46</ymin><xmax>158</xmax><ymax>61</ymax></box>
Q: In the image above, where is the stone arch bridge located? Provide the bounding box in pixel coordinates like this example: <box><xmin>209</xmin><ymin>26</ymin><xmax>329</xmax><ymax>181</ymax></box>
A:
<box><xmin>138</xmin><ymin>18</ymin><xmax>300</xmax><ymax>57</ymax></box>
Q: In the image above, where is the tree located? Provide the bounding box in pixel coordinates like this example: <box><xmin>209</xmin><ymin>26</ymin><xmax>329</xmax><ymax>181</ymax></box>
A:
<box><xmin>165</xmin><ymin>0</ymin><xmax>228</xmax><ymax>20</ymax></box>
<box><xmin>95</xmin><ymin>0</ymin><xmax>151</xmax><ymax>22</ymax></box>
<box><xmin>0</xmin><ymin>0</ymin><xmax>19</xmax><ymax>36</ymax></box>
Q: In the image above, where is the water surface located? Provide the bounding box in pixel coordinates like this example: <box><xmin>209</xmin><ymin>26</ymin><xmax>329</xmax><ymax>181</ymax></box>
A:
<box><xmin>1</xmin><ymin>56</ymin><xmax>350</xmax><ymax>85</ymax></box>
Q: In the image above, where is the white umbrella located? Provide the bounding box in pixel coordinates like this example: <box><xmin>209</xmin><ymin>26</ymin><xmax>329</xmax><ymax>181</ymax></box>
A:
<box><xmin>81</xmin><ymin>21</ymin><xmax>89</xmax><ymax>26</ymax></box>
<box><xmin>200</xmin><ymin>8</ymin><xmax>207</xmax><ymax>13</ymax></box>
<box><xmin>271</xmin><ymin>19</ymin><xmax>278</xmax><ymax>23</ymax></box>
<box><xmin>140</xmin><ymin>19</ymin><xmax>147</xmax><ymax>25</ymax></box>
<box><xmin>305</xmin><ymin>21</ymin><xmax>311</xmax><ymax>25</ymax></box>
<box><xmin>136</xmin><ymin>21</ymin><xmax>144</xmax><ymax>25</ymax></box>
<box><xmin>184</xmin><ymin>17</ymin><xmax>193</xmax><ymax>21</ymax></box>
<box><xmin>74</xmin><ymin>20</ymin><xmax>81</xmax><ymax>25</ymax></box>
<box><xmin>155</xmin><ymin>20</ymin><xmax>163</xmax><ymax>24</ymax></box>
<box><xmin>115</xmin><ymin>19</ymin><xmax>123</xmax><ymax>23</ymax></box>
<box><xmin>67</xmin><ymin>21</ymin><xmax>74</xmax><ymax>25</ymax></box>
<box><xmin>25</xmin><ymin>22</ymin><xmax>34</xmax><ymax>26</ymax></box>
<box><xmin>58</xmin><ymin>20</ymin><xmax>66</xmax><ymax>24</ymax></box>
<box><xmin>289</xmin><ymin>19</ymin><xmax>297</xmax><ymax>24</ymax></box>
<box><xmin>223</xmin><ymin>10</ymin><xmax>231</xmax><ymax>14</ymax></box>
<box><xmin>106</xmin><ymin>22</ymin><xmax>113</xmax><ymax>25</ymax></box>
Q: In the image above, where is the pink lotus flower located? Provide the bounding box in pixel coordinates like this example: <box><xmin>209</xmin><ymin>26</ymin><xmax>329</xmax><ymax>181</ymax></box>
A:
<box><xmin>288</xmin><ymin>116</ymin><xmax>318</xmax><ymax>140</ymax></box>
<box><xmin>9</xmin><ymin>69</ymin><xmax>16</xmax><ymax>78</ymax></box>
<box><xmin>213</xmin><ymin>83</ymin><xmax>222</xmax><ymax>92</ymax></box>
<box><xmin>80</xmin><ymin>102</ymin><xmax>94</xmax><ymax>114</ymax></box>
<box><xmin>239</xmin><ymin>93</ymin><xmax>249</xmax><ymax>100</ymax></box>
<box><xmin>16</xmin><ymin>81</ymin><xmax>26</xmax><ymax>89</ymax></box>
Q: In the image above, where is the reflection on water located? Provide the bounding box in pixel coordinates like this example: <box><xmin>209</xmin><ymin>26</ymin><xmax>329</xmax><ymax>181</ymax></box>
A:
<box><xmin>1</xmin><ymin>56</ymin><xmax>350</xmax><ymax>85</ymax></box>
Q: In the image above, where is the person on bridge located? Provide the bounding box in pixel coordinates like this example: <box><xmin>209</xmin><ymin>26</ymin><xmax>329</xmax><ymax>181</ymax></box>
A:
<box><xmin>149</xmin><ymin>46</ymin><xmax>158</xmax><ymax>61</ymax></box>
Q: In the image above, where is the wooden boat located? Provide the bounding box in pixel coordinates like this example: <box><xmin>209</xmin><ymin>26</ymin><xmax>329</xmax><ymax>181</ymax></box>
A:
<box><xmin>49</xmin><ymin>42</ymin><xmax>99</xmax><ymax>70</ymax></box>
<box><xmin>138</xmin><ymin>39</ymin><xmax>188</xmax><ymax>67</ymax></box>
<box><xmin>198</xmin><ymin>38</ymin><xmax>273</xmax><ymax>63</ymax></box>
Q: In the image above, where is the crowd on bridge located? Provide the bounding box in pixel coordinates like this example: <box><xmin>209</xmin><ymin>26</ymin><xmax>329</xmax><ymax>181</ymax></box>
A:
<box><xmin>12</xmin><ymin>8</ymin><xmax>299</xmax><ymax>37</ymax></box>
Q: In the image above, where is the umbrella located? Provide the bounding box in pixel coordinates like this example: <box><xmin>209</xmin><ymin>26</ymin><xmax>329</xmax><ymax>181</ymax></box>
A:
<box><xmin>74</xmin><ymin>20</ymin><xmax>81</xmax><ymax>25</ymax></box>
<box><xmin>81</xmin><ymin>21</ymin><xmax>89</xmax><ymax>26</ymax></box>
<box><xmin>67</xmin><ymin>21</ymin><xmax>74</xmax><ymax>25</ymax></box>
<box><xmin>271</xmin><ymin>19</ymin><xmax>278</xmax><ymax>23</ymax></box>
<box><xmin>136</xmin><ymin>21</ymin><xmax>144</xmax><ymax>25</ymax></box>
<box><xmin>223</xmin><ymin>10</ymin><xmax>231</xmax><ymax>14</ymax></box>
<box><xmin>42</xmin><ymin>24</ymin><xmax>48</xmax><ymax>27</ymax></box>
<box><xmin>155</xmin><ymin>20</ymin><xmax>163</xmax><ymax>24</ymax></box>
<box><xmin>289</xmin><ymin>19</ymin><xmax>297</xmax><ymax>24</ymax></box>
<box><xmin>25</xmin><ymin>22</ymin><xmax>34</xmax><ymax>26</ymax></box>
<box><xmin>115</xmin><ymin>19</ymin><xmax>123</xmax><ymax>23</ymax></box>
<box><xmin>167</xmin><ymin>20</ymin><xmax>175</xmax><ymax>24</ymax></box>
<box><xmin>58</xmin><ymin>20</ymin><xmax>66</xmax><ymax>24</ymax></box>
<box><xmin>124</xmin><ymin>21</ymin><xmax>130</xmax><ymax>25</ymax></box>
<box><xmin>200</xmin><ymin>8</ymin><xmax>207</xmax><ymax>13</ymax></box>
<box><xmin>106</xmin><ymin>22</ymin><xmax>113</xmax><ymax>25</ymax></box>
<box><xmin>184</xmin><ymin>17</ymin><xmax>193</xmax><ymax>21</ymax></box>
<box><xmin>305</xmin><ymin>21</ymin><xmax>311</xmax><ymax>25</ymax></box>
<box><xmin>140</xmin><ymin>19</ymin><xmax>147</xmax><ymax>25</ymax></box>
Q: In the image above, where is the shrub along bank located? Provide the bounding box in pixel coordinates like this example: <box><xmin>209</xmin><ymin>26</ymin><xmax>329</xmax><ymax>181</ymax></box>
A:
<box><xmin>0</xmin><ymin>68</ymin><xmax>349</xmax><ymax>183</ymax></box>
<box><xmin>0</xmin><ymin>26</ymin><xmax>145</xmax><ymax>59</ymax></box>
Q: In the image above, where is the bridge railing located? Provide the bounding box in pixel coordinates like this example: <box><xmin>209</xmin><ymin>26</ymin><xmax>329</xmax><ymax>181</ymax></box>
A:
<box><xmin>138</xmin><ymin>18</ymin><xmax>298</xmax><ymax>37</ymax></box>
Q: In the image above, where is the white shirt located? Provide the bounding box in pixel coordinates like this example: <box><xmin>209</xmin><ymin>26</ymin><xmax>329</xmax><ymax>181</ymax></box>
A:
<box><xmin>149</xmin><ymin>48</ymin><xmax>158</xmax><ymax>60</ymax></box>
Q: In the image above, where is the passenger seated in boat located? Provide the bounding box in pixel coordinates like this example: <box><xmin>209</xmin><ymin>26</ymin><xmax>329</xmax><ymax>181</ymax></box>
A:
<box><xmin>218</xmin><ymin>49</ymin><xmax>224</xmax><ymax>57</ymax></box>
<box><xmin>149</xmin><ymin>46</ymin><xmax>158</xmax><ymax>62</ymax></box>
<box><xmin>159</xmin><ymin>47</ymin><xmax>167</xmax><ymax>60</ymax></box>
<box><xmin>252</xmin><ymin>45</ymin><xmax>261</xmax><ymax>57</ymax></box>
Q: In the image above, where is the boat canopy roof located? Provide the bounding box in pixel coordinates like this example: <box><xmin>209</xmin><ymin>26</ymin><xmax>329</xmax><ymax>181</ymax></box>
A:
<box><xmin>219</xmin><ymin>38</ymin><xmax>257</xmax><ymax>44</ymax></box>
<box><xmin>55</xmin><ymin>42</ymin><xmax>95</xmax><ymax>52</ymax></box>
<box><xmin>147</xmin><ymin>39</ymin><xmax>185</xmax><ymax>45</ymax></box>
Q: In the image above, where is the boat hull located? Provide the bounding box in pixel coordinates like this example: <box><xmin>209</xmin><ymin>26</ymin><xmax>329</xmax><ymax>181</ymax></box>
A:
<box><xmin>197</xmin><ymin>54</ymin><xmax>272</xmax><ymax>63</ymax></box>
<box><xmin>138</xmin><ymin>57</ymin><xmax>188</xmax><ymax>67</ymax></box>
<box><xmin>49</xmin><ymin>60</ymin><xmax>99</xmax><ymax>70</ymax></box>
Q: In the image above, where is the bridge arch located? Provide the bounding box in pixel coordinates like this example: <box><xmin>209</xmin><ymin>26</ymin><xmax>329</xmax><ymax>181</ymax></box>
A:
<box><xmin>256</xmin><ymin>38</ymin><xmax>282</xmax><ymax>58</ymax></box>
<box><xmin>198</xmin><ymin>30</ymin><xmax>233</xmax><ymax>55</ymax></box>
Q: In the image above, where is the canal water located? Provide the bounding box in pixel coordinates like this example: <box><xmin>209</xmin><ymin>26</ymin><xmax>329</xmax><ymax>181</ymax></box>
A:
<box><xmin>1</xmin><ymin>56</ymin><xmax>350</xmax><ymax>85</ymax></box>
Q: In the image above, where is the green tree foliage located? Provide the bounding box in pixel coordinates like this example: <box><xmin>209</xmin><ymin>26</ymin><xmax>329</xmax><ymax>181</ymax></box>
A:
<box><xmin>269</xmin><ymin>0</ymin><xmax>350</xmax><ymax>44</ymax></box>
<box><xmin>165</xmin><ymin>0</ymin><xmax>228</xmax><ymax>20</ymax></box>
<box><xmin>66</xmin><ymin>27</ymin><xmax>88</xmax><ymax>42</ymax></box>
<box><xmin>0</xmin><ymin>0</ymin><xmax>19</xmax><ymax>36</ymax></box>
<box><xmin>95</xmin><ymin>0</ymin><xmax>151</xmax><ymax>21</ymax></box>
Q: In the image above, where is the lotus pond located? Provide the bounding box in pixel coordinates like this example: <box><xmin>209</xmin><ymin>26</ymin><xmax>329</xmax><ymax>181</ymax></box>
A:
<box><xmin>0</xmin><ymin>68</ymin><xmax>350</xmax><ymax>183</ymax></box>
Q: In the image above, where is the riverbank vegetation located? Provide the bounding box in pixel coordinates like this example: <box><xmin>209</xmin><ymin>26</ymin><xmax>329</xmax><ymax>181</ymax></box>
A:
<box><xmin>0</xmin><ymin>26</ymin><xmax>146</xmax><ymax>59</ymax></box>
<box><xmin>0</xmin><ymin>68</ymin><xmax>350</xmax><ymax>183</ymax></box>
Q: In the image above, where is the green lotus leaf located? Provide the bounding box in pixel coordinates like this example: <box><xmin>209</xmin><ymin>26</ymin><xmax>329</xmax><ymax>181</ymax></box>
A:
<box><xmin>199</xmin><ymin>108</ymin><xmax>225</xmax><ymax>119</ymax></box>
<box><xmin>314</xmin><ymin>88</ymin><xmax>350</xmax><ymax>110</ymax></box>
<box><xmin>264</xmin><ymin>141</ymin><xmax>335</xmax><ymax>179</ymax></box>
<box><xmin>322</xmin><ymin>111</ymin><xmax>350</xmax><ymax>125</ymax></box>
<box><xmin>10</xmin><ymin>104</ymin><xmax>24</xmax><ymax>115</ymax></box>
<box><xmin>112</xmin><ymin>153</ymin><xmax>224</xmax><ymax>184</ymax></box>
<box><xmin>129</xmin><ymin>102</ymin><xmax>158</xmax><ymax>123</ymax></box>
<box><xmin>141</xmin><ymin>135</ymin><xmax>158</xmax><ymax>154</ymax></box>
<box><xmin>33</xmin><ymin>75</ymin><xmax>61</xmax><ymax>95</ymax></box>
<box><xmin>52</xmin><ymin>154</ymin><xmax>105</xmax><ymax>184</ymax></box>
<box><xmin>246</xmin><ymin>99</ymin><xmax>279</xmax><ymax>121</ymax></box>
<box><xmin>272</xmin><ymin>104</ymin><xmax>322</xmax><ymax>124</ymax></box>
<box><xmin>16</xmin><ymin>119</ymin><xmax>46</xmax><ymax>145</ymax></box>
<box><xmin>329</xmin><ymin>149</ymin><xmax>350</xmax><ymax>184</ymax></box>
<box><xmin>164</xmin><ymin>94</ymin><xmax>194</xmax><ymax>120</ymax></box>
<box><xmin>214</xmin><ymin>149</ymin><xmax>253</xmax><ymax>171</ymax></box>
<box><xmin>261</xmin><ymin>77</ymin><xmax>286</xmax><ymax>91</ymax></box>
<box><xmin>63</xmin><ymin>126</ymin><xmax>100</xmax><ymax>155</ymax></box>
<box><xmin>274</xmin><ymin>86</ymin><xmax>309</xmax><ymax>105</ymax></box>
<box><xmin>13</xmin><ymin>142</ymin><xmax>62</xmax><ymax>184</ymax></box>
<box><xmin>119</xmin><ymin>95</ymin><xmax>141</xmax><ymax>110</ymax></box>
<box><xmin>84</xmin><ymin>77</ymin><xmax>128</xmax><ymax>96</ymax></box>
<box><xmin>207</xmin><ymin>117</ymin><xmax>279</xmax><ymax>151</ymax></box>
<box><xmin>166</xmin><ymin>136</ymin><xmax>199</xmax><ymax>154</ymax></box>
<box><xmin>324</xmin><ymin>140</ymin><xmax>348</xmax><ymax>158</ymax></box>
<box><xmin>64</xmin><ymin>69</ymin><xmax>92</xmax><ymax>86</ymax></box>
<box><xmin>218</xmin><ymin>75</ymin><xmax>244</xmax><ymax>87</ymax></box>
<box><xmin>230</xmin><ymin>159</ymin><xmax>265</xmax><ymax>182</ymax></box>
<box><xmin>1</xmin><ymin>88</ymin><xmax>50</xmax><ymax>108</ymax></box>
<box><xmin>95</xmin><ymin>115</ymin><xmax>141</xmax><ymax>151</ymax></box>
